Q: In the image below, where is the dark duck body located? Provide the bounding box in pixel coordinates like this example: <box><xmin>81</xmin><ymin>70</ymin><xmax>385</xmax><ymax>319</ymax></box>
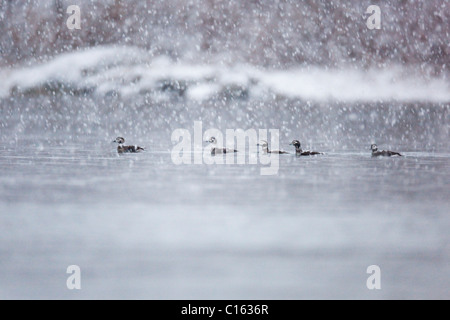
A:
<box><xmin>370</xmin><ymin>144</ymin><xmax>402</xmax><ymax>157</ymax></box>
<box><xmin>257</xmin><ymin>140</ymin><xmax>289</xmax><ymax>154</ymax></box>
<box><xmin>205</xmin><ymin>137</ymin><xmax>238</xmax><ymax>155</ymax></box>
<box><xmin>113</xmin><ymin>137</ymin><xmax>144</xmax><ymax>154</ymax></box>
<box><xmin>289</xmin><ymin>140</ymin><xmax>322</xmax><ymax>156</ymax></box>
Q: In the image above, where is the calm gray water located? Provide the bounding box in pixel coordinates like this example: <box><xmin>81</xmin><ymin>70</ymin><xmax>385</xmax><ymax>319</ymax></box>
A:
<box><xmin>0</xmin><ymin>135</ymin><xmax>449</xmax><ymax>299</ymax></box>
<box><xmin>1</xmin><ymin>1</ymin><xmax>449</xmax><ymax>300</ymax></box>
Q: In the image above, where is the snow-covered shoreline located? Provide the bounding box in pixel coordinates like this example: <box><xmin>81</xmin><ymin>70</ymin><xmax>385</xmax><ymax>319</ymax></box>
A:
<box><xmin>1</xmin><ymin>46</ymin><xmax>448</xmax><ymax>102</ymax></box>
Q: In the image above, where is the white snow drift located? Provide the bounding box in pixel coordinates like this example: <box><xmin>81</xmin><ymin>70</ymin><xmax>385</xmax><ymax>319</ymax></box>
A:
<box><xmin>0</xmin><ymin>46</ymin><xmax>448</xmax><ymax>102</ymax></box>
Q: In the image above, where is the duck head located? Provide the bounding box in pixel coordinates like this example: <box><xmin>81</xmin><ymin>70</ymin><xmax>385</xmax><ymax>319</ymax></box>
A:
<box><xmin>113</xmin><ymin>137</ymin><xmax>125</xmax><ymax>144</ymax></box>
<box><xmin>257</xmin><ymin>140</ymin><xmax>269</xmax><ymax>153</ymax></box>
<box><xmin>205</xmin><ymin>137</ymin><xmax>217</xmax><ymax>145</ymax></box>
<box><xmin>257</xmin><ymin>140</ymin><xmax>269</xmax><ymax>148</ymax></box>
<box><xmin>289</xmin><ymin>140</ymin><xmax>301</xmax><ymax>149</ymax></box>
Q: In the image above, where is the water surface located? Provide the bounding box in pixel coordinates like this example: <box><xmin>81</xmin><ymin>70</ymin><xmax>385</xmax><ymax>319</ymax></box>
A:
<box><xmin>0</xmin><ymin>137</ymin><xmax>448</xmax><ymax>299</ymax></box>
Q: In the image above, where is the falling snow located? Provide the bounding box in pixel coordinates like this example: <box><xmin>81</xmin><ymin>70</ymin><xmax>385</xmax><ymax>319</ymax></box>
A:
<box><xmin>0</xmin><ymin>0</ymin><xmax>449</xmax><ymax>300</ymax></box>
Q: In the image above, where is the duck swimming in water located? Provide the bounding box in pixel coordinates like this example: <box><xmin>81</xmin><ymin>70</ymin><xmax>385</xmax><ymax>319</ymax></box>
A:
<box><xmin>257</xmin><ymin>140</ymin><xmax>289</xmax><ymax>154</ymax></box>
<box><xmin>112</xmin><ymin>137</ymin><xmax>144</xmax><ymax>154</ymax></box>
<box><xmin>370</xmin><ymin>144</ymin><xmax>402</xmax><ymax>157</ymax></box>
<box><xmin>205</xmin><ymin>137</ymin><xmax>238</xmax><ymax>155</ymax></box>
<box><xmin>289</xmin><ymin>140</ymin><xmax>322</xmax><ymax>156</ymax></box>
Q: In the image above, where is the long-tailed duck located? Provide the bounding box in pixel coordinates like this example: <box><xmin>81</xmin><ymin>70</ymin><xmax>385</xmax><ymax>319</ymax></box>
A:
<box><xmin>257</xmin><ymin>140</ymin><xmax>289</xmax><ymax>154</ymax></box>
<box><xmin>289</xmin><ymin>140</ymin><xmax>322</xmax><ymax>156</ymax></box>
<box><xmin>112</xmin><ymin>137</ymin><xmax>144</xmax><ymax>154</ymax></box>
<box><xmin>370</xmin><ymin>144</ymin><xmax>402</xmax><ymax>157</ymax></box>
<box><xmin>205</xmin><ymin>137</ymin><xmax>238</xmax><ymax>155</ymax></box>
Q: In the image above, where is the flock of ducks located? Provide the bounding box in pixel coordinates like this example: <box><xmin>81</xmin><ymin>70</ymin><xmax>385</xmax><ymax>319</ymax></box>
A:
<box><xmin>113</xmin><ymin>136</ymin><xmax>402</xmax><ymax>157</ymax></box>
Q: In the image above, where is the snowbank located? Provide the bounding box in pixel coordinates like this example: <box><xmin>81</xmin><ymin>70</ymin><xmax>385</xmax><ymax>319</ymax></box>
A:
<box><xmin>0</xmin><ymin>46</ymin><xmax>448</xmax><ymax>102</ymax></box>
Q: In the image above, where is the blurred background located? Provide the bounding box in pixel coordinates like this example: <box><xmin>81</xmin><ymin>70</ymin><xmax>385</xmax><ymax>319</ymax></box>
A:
<box><xmin>0</xmin><ymin>0</ymin><xmax>449</xmax><ymax>300</ymax></box>
<box><xmin>1</xmin><ymin>0</ymin><xmax>448</xmax><ymax>74</ymax></box>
